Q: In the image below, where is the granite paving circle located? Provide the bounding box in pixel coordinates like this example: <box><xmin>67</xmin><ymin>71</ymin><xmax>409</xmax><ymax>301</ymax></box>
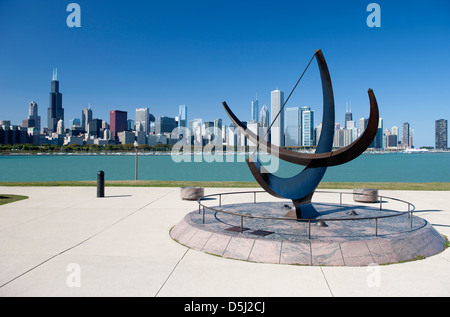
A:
<box><xmin>170</xmin><ymin>200</ymin><xmax>446</xmax><ymax>266</ymax></box>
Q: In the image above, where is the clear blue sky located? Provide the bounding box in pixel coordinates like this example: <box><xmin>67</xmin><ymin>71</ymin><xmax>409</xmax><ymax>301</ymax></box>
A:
<box><xmin>0</xmin><ymin>0</ymin><xmax>449</xmax><ymax>147</ymax></box>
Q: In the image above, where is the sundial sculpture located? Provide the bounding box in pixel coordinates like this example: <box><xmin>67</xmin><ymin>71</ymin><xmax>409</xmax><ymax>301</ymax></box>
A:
<box><xmin>222</xmin><ymin>49</ymin><xmax>379</xmax><ymax>219</ymax></box>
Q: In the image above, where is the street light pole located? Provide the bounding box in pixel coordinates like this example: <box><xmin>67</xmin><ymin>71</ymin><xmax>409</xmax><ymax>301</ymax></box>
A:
<box><xmin>134</xmin><ymin>140</ymin><xmax>139</xmax><ymax>181</ymax></box>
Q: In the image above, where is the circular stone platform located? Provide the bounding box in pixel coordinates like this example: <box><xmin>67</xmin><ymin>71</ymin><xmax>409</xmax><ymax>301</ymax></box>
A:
<box><xmin>170</xmin><ymin>201</ymin><xmax>446</xmax><ymax>266</ymax></box>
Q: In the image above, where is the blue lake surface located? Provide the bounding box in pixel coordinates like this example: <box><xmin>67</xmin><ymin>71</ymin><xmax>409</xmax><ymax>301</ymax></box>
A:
<box><xmin>0</xmin><ymin>152</ymin><xmax>449</xmax><ymax>183</ymax></box>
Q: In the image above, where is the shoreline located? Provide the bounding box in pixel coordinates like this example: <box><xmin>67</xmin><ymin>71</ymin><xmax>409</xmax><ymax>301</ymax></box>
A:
<box><xmin>1</xmin><ymin>180</ymin><xmax>450</xmax><ymax>191</ymax></box>
<box><xmin>1</xmin><ymin>150</ymin><xmax>449</xmax><ymax>157</ymax></box>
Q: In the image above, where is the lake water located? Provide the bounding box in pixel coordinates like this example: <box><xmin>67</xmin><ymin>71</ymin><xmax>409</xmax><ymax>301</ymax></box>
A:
<box><xmin>0</xmin><ymin>152</ymin><xmax>449</xmax><ymax>183</ymax></box>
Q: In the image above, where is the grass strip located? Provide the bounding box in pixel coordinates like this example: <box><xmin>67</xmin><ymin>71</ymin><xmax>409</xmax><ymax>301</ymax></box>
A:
<box><xmin>0</xmin><ymin>181</ymin><xmax>449</xmax><ymax>191</ymax></box>
<box><xmin>0</xmin><ymin>194</ymin><xmax>29</xmax><ymax>206</ymax></box>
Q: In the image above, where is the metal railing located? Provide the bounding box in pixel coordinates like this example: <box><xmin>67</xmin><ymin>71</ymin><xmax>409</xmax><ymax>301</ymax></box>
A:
<box><xmin>197</xmin><ymin>190</ymin><xmax>416</xmax><ymax>239</ymax></box>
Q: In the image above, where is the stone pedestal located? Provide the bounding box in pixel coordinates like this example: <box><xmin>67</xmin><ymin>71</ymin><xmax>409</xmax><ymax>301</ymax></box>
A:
<box><xmin>353</xmin><ymin>188</ymin><xmax>378</xmax><ymax>203</ymax></box>
<box><xmin>180</xmin><ymin>187</ymin><xmax>204</xmax><ymax>201</ymax></box>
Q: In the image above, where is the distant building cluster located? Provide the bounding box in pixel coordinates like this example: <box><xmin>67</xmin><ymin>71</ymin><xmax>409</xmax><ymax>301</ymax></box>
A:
<box><xmin>0</xmin><ymin>69</ymin><xmax>447</xmax><ymax>151</ymax></box>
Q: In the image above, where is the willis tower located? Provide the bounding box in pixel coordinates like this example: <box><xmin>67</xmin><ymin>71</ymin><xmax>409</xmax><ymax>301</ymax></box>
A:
<box><xmin>47</xmin><ymin>68</ymin><xmax>64</xmax><ymax>134</ymax></box>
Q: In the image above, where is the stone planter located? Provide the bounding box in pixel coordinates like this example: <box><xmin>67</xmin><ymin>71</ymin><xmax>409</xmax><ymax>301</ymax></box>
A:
<box><xmin>353</xmin><ymin>188</ymin><xmax>378</xmax><ymax>203</ymax></box>
<box><xmin>180</xmin><ymin>187</ymin><xmax>204</xmax><ymax>201</ymax></box>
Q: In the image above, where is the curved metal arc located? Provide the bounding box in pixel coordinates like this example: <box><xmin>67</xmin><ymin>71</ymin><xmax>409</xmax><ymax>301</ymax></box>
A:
<box><xmin>237</xmin><ymin>49</ymin><xmax>336</xmax><ymax>203</ymax></box>
<box><xmin>222</xmin><ymin>49</ymin><xmax>380</xmax><ymax>218</ymax></box>
<box><xmin>222</xmin><ymin>89</ymin><xmax>379</xmax><ymax>168</ymax></box>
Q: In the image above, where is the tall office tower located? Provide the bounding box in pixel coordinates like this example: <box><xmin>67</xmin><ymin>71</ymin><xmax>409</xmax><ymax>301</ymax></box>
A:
<box><xmin>344</xmin><ymin>120</ymin><xmax>358</xmax><ymax>146</ymax></box>
<box><xmin>270</xmin><ymin>89</ymin><xmax>284</xmax><ymax>146</ymax></box>
<box><xmin>344</xmin><ymin>102</ymin><xmax>353</xmax><ymax>129</ymax></box>
<box><xmin>402</xmin><ymin>122</ymin><xmax>410</xmax><ymax>149</ymax></box>
<box><xmin>373</xmin><ymin>118</ymin><xmax>383</xmax><ymax>149</ymax></box>
<box><xmin>110</xmin><ymin>110</ymin><xmax>127</xmax><ymax>140</ymax></box>
<box><xmin>82</xmin><ymin>106</ymin><xmax>92</xmax><ymax>132</ymax></box>
<box><xmin>246</xmin><ymin>121</ymin><xmax>260</xmax><ymax>147</ymax></box>
<box><xmin>127</xmin><ymin>119</ymin><xmax>135</xmax><ymax>131</ymax></box>
<box><xmin>391</xmin><ymin>126</ymin><xmax>399</xmax><ymax>136</ymax></box>
<box><xmin>178</xmin><ymin>105</ymin><xmax>187</xmax><ymax>128</ymax></box>
<box><xmin>359</xmin><ymin>118</ymin><xmax>368</xmax><ymax>137</ymax></box>
<box><xmin>285</xmin><ymin>107</ymin><xmax>301</xmax><ymax>146</ymax></box>
<box><xmin>188</xmin><ymin>118</ymin><xmax>203</xmax><ymax>144</ymax></box>
<box><xmin>301</xmin><ymin>106</ymin><xmax>314</xmax><ymax>146</ymax></box>
<box><xmin>136</xmin><ymin>108</ymin><xmax>150</xmax><ymax>134</ymax></box>
<box><xmin>251</xmin><ymin>97</ymin><xmax>259</xmax><ymax>122</ymax></box>
<box><xmin>315</xmin><ymin>124</ymin><xmax>322</xmax><ymax>146</ymax></box>
<box><xmin>87</xmin><ymin>119</ymin><xmax>102</xmax><ymax>137</ymax></box>
<box><xmin>69</xmin><ymin>118</ymin><xmax>81</xmax><ymax>128</ymax></box>
<box><xmin>213</xmin><ymin>118</ymin><xmax>222</xmax><ymax>144</ymax></box>
<box><xmin>47</xmin><ymin>68</ymin><xmax>64</xmax><ymax>134</ymax></box>
<box><xmin>56</xmin><ymin>119</ymin><xmax>64</xmax><ymax>135</ymax></box>
<box><xmin>435</xmin><ymin>119</ymin><xmax>448</xmax><ymax>150</ymax></box>
<box><xmin>259</xmin><ymin>105</ymin><xmax>269</xmax><ymax>128</ymax></box>
<box><xmin>28</xmin><ymin>101</ymin><xmax>41</xmax><ymax>132</ymax></box>
<box><xmin>155</xmin><ymin>116</ymin><xmax>176</xmax><ymax>134</ymax></box>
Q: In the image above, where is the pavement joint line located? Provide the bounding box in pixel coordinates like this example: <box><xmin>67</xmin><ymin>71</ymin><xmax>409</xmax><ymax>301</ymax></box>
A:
<box><xmin>339</xmin><ymin>244</ymin><xmax>346</xmax><ymax>266</ymax></box>
<box><xmin>320</xmin><ymin>266</ymin><xmax>334</xmax><ymax>297</ymax></box>
<box><xmin>247</xmin><ymin>239</ymin><xmax>256</xmax><ymax>261</ymax></box>
<box><xmin>0</xmin><ymin>206</ymin><xmax>72</xmax><ymax>234</ymax></box>
<box><xmin>0</xmin><ymin>190</ymin><xmax>172</xmax><ymax>290</ymax></box>
<box><xmin>155</xmin><ymin>248</ymin><xmax>189</xmax><ymax>297</ymax></box>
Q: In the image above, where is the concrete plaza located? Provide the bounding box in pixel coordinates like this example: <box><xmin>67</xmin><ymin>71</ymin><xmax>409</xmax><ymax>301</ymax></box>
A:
<box><xmin>0</xmin><ymin>186</ymin><xmax>449</xmax><ymax>297</ymax></box>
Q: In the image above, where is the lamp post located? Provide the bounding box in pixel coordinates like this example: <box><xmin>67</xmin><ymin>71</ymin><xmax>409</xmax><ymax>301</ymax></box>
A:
<box><xmin>134</xmin><ymin>140</ymin><xmax>139</xmax><ymax>181</ymax></box>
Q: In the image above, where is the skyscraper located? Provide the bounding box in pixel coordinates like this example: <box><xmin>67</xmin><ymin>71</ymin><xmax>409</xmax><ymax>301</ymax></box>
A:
<box><xmin>344</xmin><ymin>102</ymin><xmax>353</xmax><ymax>129</ymax></box>
<box><xmin>82</xmin><ymin>106</ymin><xmax>93</xmax><ymax>132</ymax></box>
<box><xmin>359</xmin><ymin>118</ymin><xmax>368</xmax><ymax>137</ymax></box>
<box><xmin>57</xmin><ymin>119</ymin><xmax>64</xmax><ymax>135</ymax></box>
<box><xmin>259</xmin><ymin>105</ymin><xmax>269</xmax><ymax>128</ymax></box>
<box><xmin>251</xmin><ymin>97</ymin><xmax>259</xmax><ymax>122</ymax></box>
<box><xmin>110</xmin><ymin>110</ymin><xmax>127</xmax><ymax>140</ymax></box>
<box><xmin>270</xmin><ymin>89</ymin><xmax>284</xmax><ymax>146</ymax></box>
<box><xmin>391</xmin><ymin>126</ymin><xmax>399</xmax><ymax>136</ymax></box>
<box><xmin>87</xmin><ymin>118</ymin><xmax>102</xmax><ymax>138</ymax></box>
<box><xmin>213</xmin><ymin>118</ymin><xmax>222</xmax><ymax>144</ymax></box>
<box><xmin>178</xmin><ymin>105</ymin><xmax>187</xmax><ymax>128</ymax></box>
<box><xmin>136</xmin><ymin>108</ymin><xmax>150</xmax><ymax>134</ymax></box>
<box><xmin>285</xmin><ymin>107</ymin><xmax>301</xmax><ymax>146</ymax></box>
<box><xmin>47</xmin><ymin>68</ymin><xmax>64</xmax><ymax>134</ymax></box>
<box><xmin>435</xmin><ymin>119</ymin><xmax>448</xmax><ymax>150</ymax></box>
<box><xmin>402</xmin><ymin>122</ymin><xmax>410</xmax><ymax>149</ymax></box>
<box><xmin>69</xmin><ymin>118</ymin><xmax>81</xmax><ymax>128</ymax></box>
<box><xmin>28</xmin><ymin>101</ymin><xmax>41</xmax><ymax>132</ymax></box>
<box><xmin>373</xmin><ymin>118</ymin><xmax>383</xmax><ymax>149</ymax></box>
<box><xmin>301</xmin><ymin>106</ymin><xmax>314</xmax><ymax>146</ymax></box>
<box><xmin>155</xmin><ymin>116</ymin><xmax>176</xmax><ymax>134</ymax></box>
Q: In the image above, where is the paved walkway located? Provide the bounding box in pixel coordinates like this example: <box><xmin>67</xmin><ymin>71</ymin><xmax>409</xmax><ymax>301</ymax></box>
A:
<box><xmin>0</xmin><ymin>186</ymin><xmax>449</xmax><ymax>297</ymax></box>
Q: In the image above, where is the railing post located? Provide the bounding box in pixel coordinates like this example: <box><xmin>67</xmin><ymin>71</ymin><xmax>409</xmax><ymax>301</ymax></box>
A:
<box><xmin>254</xmin><ymin>192</ymin><xmax>256</xmax><ymax>204</ymax></box>
<box><xmin>375</xmin><ymin>218</ymin><xmax>378</xmax><ymax>236</ymax></box>
<box><xmin>241</xmin><ymin>215</ymin><xmax>244</xmax><ymax>233</ymax></box>
<box><xmin>409</xmin><ymin>204</ymin><xmax>413</xmax><ymax>228</ymax></box>
<box><xmin>340</xmin><ymin>192</ymin><xmax>342</xmax><ymax>205</ymax></box>
<box><xmin>202</xmin><ymin>206</ymin><xmax>205</xmax><ymax>224</ymax></box>
<box><xmin>379</xmin><ymin>196</ymin><xmax>382</xmax><ymax>210</ymax></box>
<box><xmin>219</xmin><ymin>194</ymin><xmax>221</xmax><ymax>207</ymax></box>
<box><xmin>308</xmin><ymin>220</ymin><xmax>311</xmax><ymax>239</ymax></box>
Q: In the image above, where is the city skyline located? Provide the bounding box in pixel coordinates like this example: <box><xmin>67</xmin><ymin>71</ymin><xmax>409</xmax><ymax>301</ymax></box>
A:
<box><xmin>0</xmin><ymin>70</ymin><xmax>444</xmax><ymax>151</ymax></box>
<box><xmin>1</xmin><ymin>1</ymin><xmax>449</xmax><ymax>147</ymax></box>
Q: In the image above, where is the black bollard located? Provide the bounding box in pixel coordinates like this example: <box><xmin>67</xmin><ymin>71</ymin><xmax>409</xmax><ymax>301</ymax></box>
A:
<box><xmin>97</xmin><ymin>170</ymin><xmax>105</xmax><ymax>198</ymax></box>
